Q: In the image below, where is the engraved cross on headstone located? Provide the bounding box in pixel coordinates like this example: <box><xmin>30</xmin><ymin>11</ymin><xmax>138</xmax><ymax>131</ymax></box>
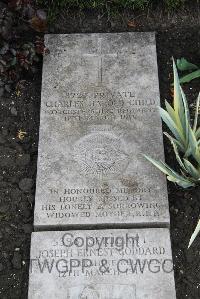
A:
<box><xmin>83</xmin><ymin>38</ymin><xmax>118</xmax><ymax>84</ymax></box>
<box><xmin>83</xmin><ymin>38</ymin><xmax>136</xmax><ymax>85</ymax></box>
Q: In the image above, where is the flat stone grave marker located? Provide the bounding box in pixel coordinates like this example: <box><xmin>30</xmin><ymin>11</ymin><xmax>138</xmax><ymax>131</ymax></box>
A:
<box><xmin>34</xmin><ymin>32</ymin><xmax>170</xmax><ymax>229</ymax></box>
<box><xmin>28</xmin><ymin>228</ymin><xmax>176</xmax><ymax>298</ymax></box>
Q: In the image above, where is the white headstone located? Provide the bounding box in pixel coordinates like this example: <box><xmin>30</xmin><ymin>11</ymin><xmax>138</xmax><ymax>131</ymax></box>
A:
<box><xmin>28</xmin><ymin>228</ymin><xmax>176</xmax><ymax>298</ymax></box>
<box><xmin>34</xmin><ymin>32</ymin><xmax>169</xmax><ymax>229</ymax></box>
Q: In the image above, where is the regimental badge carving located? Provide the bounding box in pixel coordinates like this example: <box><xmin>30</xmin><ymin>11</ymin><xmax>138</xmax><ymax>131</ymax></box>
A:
<box><xmin>73</xmin><ymin>132</ymin><xmax>129</xmax><ymax>179</ymax></box>
<box><xmin>67</xmin><ymin>283</ymin><xmax>136</xmax><ymax>298</ymax></box>
<box><xmin>79</xmin><ymin>285</ymin><xmax>99</xmax><ymax>298</ymax></box>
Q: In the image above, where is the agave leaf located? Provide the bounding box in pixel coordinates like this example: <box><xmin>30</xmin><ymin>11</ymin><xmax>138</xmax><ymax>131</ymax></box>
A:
<box><xmin>144</xmin><ymin>155</ymin><xmax>188</xmax><ymax>181</ymax></box>
<box><xmin>144</xmin><ymin>154</ymin><xmax>196</xmax><ymax>188</ymax></box>
<box><xmin>193</xmin><ymin>93</ymin><xmax>200</xmax><ymax>132</ymax></box>
<box><xmin>194</xmin><ymin>147</ymin><xmax>200</xmax><ymax>164</ymax></box>
<box><xmin>195</xmin><ymin>127</ymin><xmax>200</xmax><ymax>140</ymax></box>
<box><xmin>173</xmin><ymin>59</ymin><xmax>185</xmax><ymax>129</ymax></box>
<box><xmin>180</xmin><ymin>168</ymin><xmax>188</xmax><ymax>177</ymax></box>
<box><xmin>188</xmin><ymin>219</ymin><xmax>200</xmax><ymax>248</ymax></box>
<box><xmin>159</xmin><ymin>107</ymin><xmax>185</xmax><ymax>145</ymax></box>
<box><xmin>171</xmin><ymin>140</ymin><xmax>187</xmax><ymax>171</ymax></box>
<box><xmin>177</xmin><ymin>180</ymin><xmax>195</xmax><ymax>188</ymax></box>
<box><xmin>165</xmin><ymin>100</ymin><xmax>176</xmax><ymax>121</ymax></box>
<box><xmin>179</xmin><ymin>69</ymin><xmax>200</xmax><ymax>84</ymax></box>
<box><xmin>164</xmin><ymin>132</ymin><xmax>185</xmax><ymax>152</ymax></box>
<box><xmin>167</xmin><ymin>176</ymin><xmax>194</xmax><ymax>188</ymax></box>
<box><xmin>166</xmin><ymin>176</ymin><xmax>179</xmax><ymax>183</ymax></box>
<box><xmin>144</xmin><ymin>155</ymin><xmax>172</xmax><ymax>176</ymax></box>
<box><xmin>183</xmin><ymin>159</ymin><xmax>200</xmax><ymax>180</ymax></box>
<box><xmin>183</xmin><ymin>147</ymin><xmax>192</xmax><ymax>158</ymax></box>
<box><xmin>188</xmin><ymin>127</ymin><xmax>200</xmax><ymax>162</ymax></box>
<box><xmin>177</xmin><ymin>58</ymin><xmax>199</xmax><ymax>72</ymax></box>
<box><xmin>180</xmin><ymin>85</ymin><xmax>190</xmax><ymax>148</ymax></box>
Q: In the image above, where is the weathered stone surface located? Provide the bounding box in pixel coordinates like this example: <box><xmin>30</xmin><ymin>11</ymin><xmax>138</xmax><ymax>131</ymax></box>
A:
<box><xmin>34</xmin><ymin>32</ymin><xmax>169</xmax><ymax>228</ymax></box>
<box><xmin>28</xmin><ymin>228</ymin><xmax>176</xmax><ymax>298</ymax></box>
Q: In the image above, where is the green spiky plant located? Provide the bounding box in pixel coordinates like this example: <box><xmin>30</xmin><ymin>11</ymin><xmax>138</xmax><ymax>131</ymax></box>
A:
<box><xmin>144</xmin><ymin>59</ymin><xmax>200</xmax><ymax>247</ymax></box>
<box><xmin>176</xmin><ymin>58</ymin><xmax>200</xmax><ymax>84</ymax></box>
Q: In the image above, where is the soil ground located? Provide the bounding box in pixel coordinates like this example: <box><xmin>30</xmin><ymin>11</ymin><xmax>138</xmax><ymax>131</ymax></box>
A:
<box><xmin>0</xmin><ymin>2</ymin><xmax>200</xmax><ymax>299</ymax></box>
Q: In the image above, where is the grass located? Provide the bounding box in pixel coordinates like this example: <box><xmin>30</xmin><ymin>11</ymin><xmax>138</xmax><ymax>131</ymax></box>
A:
<box><xmin>37</xmin><ymin>0</ymin><xmax>190</xmax><ymax>9</ymax></box>
<box><xmin>37</xmin><ymin>0</ymin><xmax>191</xmax><ymax>22</ymax></box>
<box><xmin>37</xmin><ymin>0</ymin><xmax>150</xmax><ymax>10</ymax></box>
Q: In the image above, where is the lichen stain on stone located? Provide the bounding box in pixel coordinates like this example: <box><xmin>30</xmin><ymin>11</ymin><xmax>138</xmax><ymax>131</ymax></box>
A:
<box><xmin>99</xmin><ymin>181</ymin><xmax>111</xmax><ymax>205</ymax></box>
<box><xmin>120</xmin><ymin>176</ymin><xmax>138</xmax><ymax>189</ymax></box>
